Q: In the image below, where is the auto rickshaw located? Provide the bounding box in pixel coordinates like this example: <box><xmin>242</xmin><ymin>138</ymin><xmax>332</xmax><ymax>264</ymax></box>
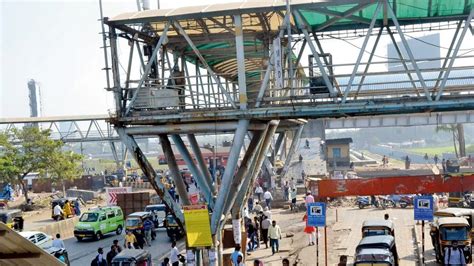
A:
<box><xmin>111</xmin><ymin>249</ymin><xmax>152</xmax><ymax>266</ymax></box>
<box><xmin>45</xmin><ymin>247</ymin><xmax>70</xmax><ymax>266</ymax></box>
<box><xmin>447</xmin><ymin>192</ymin><xmax>467</xmax><ymax>207</ymax></box>
<box><xmin>354</xmin><ymin>248</ymin><xmax>395</xmax><ymax>266</ymax></box>
<box><xmin>164</xmin><ymin>214</ymin><xmax>184</xmax><ymax>241</ymax></box>
<box><xmin>433</xmin><ymin>208</ymin><xmax>474</xmax><ymax>241</ymax></box>
<box><xmin>362</xmin><ymin>219</ymin><xmax>395</xmax><ymax>237</ymax></box>
<box><xmin>355</xmin><ymin>235</ymin><xmax>399</xmax><ymax>266</ymax></box>
<box><xmin>125</xmin><ymin>211</ymin><xmax>156</xmax><ymax>240</ymax></box>
<box><xmin>0</xmin><ymin>209</ymin><xmax>23</xmax><ymax>231</ymax></box>
<box><xmin>430</xmin><ymin>217</ymin><xmax>472</xmax><ymax>263</ymax></box>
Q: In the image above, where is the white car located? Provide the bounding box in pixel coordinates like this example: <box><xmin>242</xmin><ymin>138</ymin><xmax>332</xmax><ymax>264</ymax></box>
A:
<box><xmin>19</xmin><ymin>231</ymin><xmax>53</xmax><ymax>249</ymax></box>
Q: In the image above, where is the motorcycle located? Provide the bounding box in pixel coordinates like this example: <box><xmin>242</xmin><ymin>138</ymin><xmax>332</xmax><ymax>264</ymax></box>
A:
<box><xmin>399</xmin><ymin>195</ymin><xmax>415</xmax><ymax>208</ymax></box>
<box><xmin>356</xmin><ymin>196</ymin><xmax>371</xmax><ymax>209</ymax></box>
<box><xmin>379</xmin><ymin>196</ymin><xmax>396</xmax><ymax>208</ymax></box>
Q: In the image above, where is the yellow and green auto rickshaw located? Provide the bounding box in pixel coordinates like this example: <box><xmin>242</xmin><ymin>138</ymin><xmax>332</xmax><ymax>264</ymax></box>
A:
<box><xmin>430</xmin><ymin>217</ymin><xmax>472</xmax><ymax>263</ymax></box>
<box><xmin>0</xmin><ymin>209</ymin><xmax>23</xmax><ymax>230</ymax></box>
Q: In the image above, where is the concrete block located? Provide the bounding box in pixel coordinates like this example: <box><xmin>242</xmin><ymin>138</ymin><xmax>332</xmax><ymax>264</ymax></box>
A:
<box><xmin>66</xmin><ymin>189</ymin><xmax>98</xmax><ymax>202</ymax></box>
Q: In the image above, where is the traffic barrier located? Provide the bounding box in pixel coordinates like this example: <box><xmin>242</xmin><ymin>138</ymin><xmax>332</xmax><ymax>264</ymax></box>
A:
<box><xmin>122</xmin><ymin>182</ymin><xmax>152</xmax><ymax>189</ymax></box>
<box><xmin>35</xmin><ymin>217</ymin><xmax>79</xmax><ymax>239</ymax></box>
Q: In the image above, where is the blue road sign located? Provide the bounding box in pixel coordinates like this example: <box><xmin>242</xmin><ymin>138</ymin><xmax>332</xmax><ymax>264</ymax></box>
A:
<box><xmin>414</xmin><ymin>196</ymin><xmax>434</xmax><ymax>221</ymax></box>
<box><xmin>307</xmin><ymin>202</ymin><xmax>326</xmax><ymax>227</ymax></box>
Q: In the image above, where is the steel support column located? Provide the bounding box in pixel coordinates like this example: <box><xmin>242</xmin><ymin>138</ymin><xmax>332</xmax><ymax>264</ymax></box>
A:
<box><xmin>116</xmin><ymin>128</ymin><xmax>184</xmax><ymax>227</ymax></box>
<box><xmin>279</xmin><ymin>124</ymin><xmax>304</xmax><ymax>181</ymax></box>
<box><xmin>159</xmin><ymin>134</ymin><xmax>191</xmax><ymax>206</ymax></box>
<box><xmin>293</xmin><ymin>11</ymin><xmax>336</xmax><ymax>96</ymax></box>
<box><xmin>231</xmin><ymin>122</ymin><xmax>279</xmax><ymax>219</ymax></box>
<box><xmin>435</xmin><ymin>9</ymin><xmax>474</xmax><ymax>101</ymax></box>
<box><xmin>126</xmin><ymin>22</ymin><xmax>171</xmax><ymax>114</ymax></box>
<box><xmin>108</xmin><ymin>27</ymin><xmax>123</xmax><ymax>116</ymax></box>
<box><xmin>386</xmin><ymin>1</ymin><xmax>432</xmax><ymax>101</ymax></box>
<box><xmin>171</xmin><ymin>135</ymin><xmax>213</xmax><ymax>207</ymax></box>
<box><xmin>234</xmin><ymin>15</ymin><xmax>248</xmax><ymax>110</ymax></box>
<box><xmin>273</xmin><ymin>132</ymin><xmax>285</xmax><ymax>163</ymax></box>
<box><xmin>222</xmin><ymin>129</ymin><xmax>265</xmax><ymax>217</ymax></box>
<box><xmin>211</xmin><ymin>119</ymin><xmax>250</xmax><ymax>234</ymax></box>
<box><xmin>187</xmin><ymin>134</ymin><xmax>216</xmax><ymax>195</ymax></box>
<box><xmin>342</xmin><ymin>2</ymin><xmax>381</xmax><ymax>103</ymax></box>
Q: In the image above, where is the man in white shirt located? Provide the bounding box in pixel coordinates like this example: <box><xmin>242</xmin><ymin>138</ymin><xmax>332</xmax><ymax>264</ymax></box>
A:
<box><xmin>255</xmin><ymin>185</ymin><xmax>264</xmax><ymax>201</ymax></box>
<box><xmin>170</xmin><ymin>241</ymin><xmax>180</xmax><ymax>266</ymax></box>
<box><xmin>305</xmin><ymin>192</ymin><xmax>314</xmax><ymax>206</ymax></box>
<box><xmin>52</xmin><ymin>233</ymin><xmax>65</xmax><ymax>249</ymax></box>
<box><xmin>268</xmin><ymin>220</ymin><xmax>282</xmax><ymax>255</ymax></box>
<box><xmin>263</xmin><ymin>190</ymin><xmax>273</xmax><ymax>209</ymax></box>
<box><xmin>53</xmin><ymin>204</ymin><xmax>63</xmax><ymax>221</ymax></box>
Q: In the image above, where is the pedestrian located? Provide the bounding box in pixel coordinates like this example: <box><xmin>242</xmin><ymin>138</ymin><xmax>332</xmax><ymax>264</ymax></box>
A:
<box><xmin>289</xmin><ymin>177</ymin><xmax>295</xmax><ymax>189</ymax></box>
<box><xmin>263</xmin><ymin>190</ymin><xmax>273</xmax><ymax>209</ymax></box>
<box><xmin>305</xmin><ymin>192</ymin><xmax>314</xmax><ymax>206</ymax></box>
<box><xmin>74</xmin><ymin>200</ymin><xmax>81</xmax><ymax>216</ymax></box>
<box><xmin>63</xmin><ymin>200</ymin><xmax>72</xmax><ymax>219</ymax></box>
<box><xmin>255</xmin><ymin>185</ymin><xmax>264</xmax><ymax>201</ymax></box>
<box><xmin>112</xmin><ymin>239</ymin><xmax>122</xmax><ymax>253</ymax></box>
<box><xmin>261</xmin><ymin>215</ymin><xmax>271</xmax><ymax>248</ymax></box>
<box><xmin>282</xmin><ymin>258</ymin><xmax>290</xmax><ymax>266</ymax></box>
<box><xmin>442</xmin><ymin>158</ymin><xmax>446</xmax><ymax>173</ymax></box>
<box><xmin>170</xmin><ymin>241</ymin><xmax>180</xmax><ymax>266</ymax></box>
<box><xmin>434</xmin><ymin>154</ymin><xmax>439</xmax><ymax>165</ymax></box>
<box><xmin>53</xmin><ymin>203</ymin><xmax>63</xmax><ymax>221</ymax></box>
<box><xmin>305</xmin><ymin>139</ymin><xmax>310</xmax><ymax>148</ymax></box>
<box><xmin>253</xmin><ymin>216</ymin><xmax>260</xmax><ymax>248</ymax></box>
<box><xmin>302</xmin><ymin>214</ymin><xmax>316</xmax><ymax>245</ymax></box>
<box><xmin>161</xmin><ymin>257</ymin><xmax>170</xmax><ymax>266</ymax></box>
<box><xmin>283</xmin><ymin>181</ymin><xmax>289</xmax><ymax>201</ymax></box>
<box><xmin>106</xmin><ymin>245</ymin><xmax>118</xmax><ymax>265</ymax></box>
<box><xmin>236</xmin><ymin>254</ymin><xmax>245</xmax><ymax>266</ymax></box>
<box><xmin>248</xmin><ymin>197</ymin><xmax>254</xmax><ymax>213</ymax></box>
<box><xmin>247</xmin><ymin>219</ymin><xmax>257</xmax><ymax>252</ymax></box>
<box><xmin>384</xmin><ymin>213</ymin><xmax>389</xmax><ymax>220</ymax></box>
<box><xmin>290</xmin><ymin>188</ymin><xmax>297</xmax><ymax>211</ymax></box>
<box><xmin>231</xmin><ymin>245</ymin><xmax>243</xmax><ymax>266</ymax></box>
<box><xmin>91</xmin><ymin>247</ymin><xmax>107</xmax><ymax>266</ymax></box>
<box><xmin>433</xmin><ymin>193</ymin><xmax>440</xmax><ymax>211</ymax></box>
<box><xmin>405</xmin><ymin>156</ymin><xmax>411</xmax><ymax>170</ymax></box>
<box><xmin>268</xmin><ymin>220</ymin><xmax>282</xmax><ymax>255</ymax></box>
<box><xmin>124</xmin><ymin>230</ymin><xmax>137</xmax><ymax>249</ymax></box>
<box><xmin>444</xmin><ymin>240</ymin><xmax>466</xmax><ymax>265</ymax></box>
<box><xmin>52</xmin><ymin>233</ymin><xmax>65</xmax><ymax>249</ymax></box>
<box><xmin>134</xmin><ymin>230</ymin><xmax>146</xmax><ymax>249</ymax></box>
<box><xmin>337</xmin><ymin>255</ymin><xmax>348</xmax><ymax>266</ymax></box>
<box><xmin>143</xmin><ymin>217</ymin><xmax>154</xmax><ymax>246</ymax></box>
<box><xmin>253</xmin><ymin>201</ymin><xmax>263</xmax><ymax>214</ymax></box>
<box><xmin>424</xmin><ymin>153</ymin><xmax>429</xmax><ymax>161</ymax></box>
<box><xmin>382</xmin><ymin>155</ymin><xmax>387</xmax><ymax>167</ymax></box>
<box><xmin>263</xmin><ymin>206</ymin><xmax>272</xmax><ymax>220</ymax></box>
<box><xmin>299</xmin><ymin>154</ymin><xmax>303</xmax><ymax>162</ymax></box>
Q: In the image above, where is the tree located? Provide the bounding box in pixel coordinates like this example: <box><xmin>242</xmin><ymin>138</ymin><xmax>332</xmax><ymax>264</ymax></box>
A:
<box><xmin>435</xmin><ymin>124</ymin><xmax>466</xmax><ymax>158</ymax></box>
<box><xmin>49</xmin><ymin>151</ymin><xmax>84</xmax><ymax>195</ymax></box>
<box><xmin>0</xmin><ymin>127</ymin><xmax>83</xmax><ymax>202</ymax></box>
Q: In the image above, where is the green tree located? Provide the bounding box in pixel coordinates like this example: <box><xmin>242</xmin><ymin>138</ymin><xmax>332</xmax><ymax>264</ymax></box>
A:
<box><xmin>0</xmin><ymin>127</ymin><xmax>83</xmax><ymax>202</ymax></box>
<box><xmin>436</xmin><ymin>124</ymin><xmax>466</xmax><ymax>158</ymax></box>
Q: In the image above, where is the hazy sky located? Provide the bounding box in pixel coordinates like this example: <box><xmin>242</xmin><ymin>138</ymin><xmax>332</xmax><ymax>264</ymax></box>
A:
<box><xmin>1</xmin><ymin>0</ymin><xmax>472</xmax><ymax>119</ymax></box>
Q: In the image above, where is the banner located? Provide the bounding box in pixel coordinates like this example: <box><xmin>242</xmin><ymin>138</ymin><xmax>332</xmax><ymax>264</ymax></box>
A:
<box><xmin>105</xmin><ymin>187</ymin><xmax>132</xmax><ymax>206</ymax></box>
<box><xmin>273</xmin><ymin>37</ymin><xmax>283</xmax><ymax>89</ymax></box>
<box><xmin>183</xmin><ymin>205</ymin><xmax>213</xmax><ymax>247</ymax></box>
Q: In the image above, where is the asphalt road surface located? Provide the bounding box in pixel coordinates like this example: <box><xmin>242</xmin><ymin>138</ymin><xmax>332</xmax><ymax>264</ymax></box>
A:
<box><xmin>65</xmin><ymin>228</ymin><xmax>183</xmax><ymax>265</ymax></box>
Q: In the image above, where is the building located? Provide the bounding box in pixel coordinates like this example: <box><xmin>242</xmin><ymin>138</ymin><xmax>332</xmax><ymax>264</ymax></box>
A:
<box><xmin>325</xmin><ymin>138</ymin><xmax>353</xmax><ymax>176</ymax></box>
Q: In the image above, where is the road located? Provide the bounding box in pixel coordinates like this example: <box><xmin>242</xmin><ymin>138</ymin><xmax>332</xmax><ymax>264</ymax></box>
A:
<box><xmin>65</xmin><ymin>228</ymin><xmax>184</xmax><ymax>265</ymax></box>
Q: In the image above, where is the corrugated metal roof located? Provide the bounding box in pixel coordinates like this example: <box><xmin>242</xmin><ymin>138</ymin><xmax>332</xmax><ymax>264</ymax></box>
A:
<box><xmin>0</xmin><ymin>223</ymin><xmax>64</xmax><ymax>266</ymax></box>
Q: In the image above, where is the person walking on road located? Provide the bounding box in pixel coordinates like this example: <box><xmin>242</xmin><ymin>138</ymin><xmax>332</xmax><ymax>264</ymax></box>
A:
<box><xmin>170</xmin><ymin>241</ymin><xmax>180</xmax><ymax>266</ymax></box>
<box><xmin>253</xmin><ymin>201</ymin><xmax>263</xmax><ymax>214</ymax></box>
<box><xmin>255</xmin><ymin>185</ymin><xmax>264</xmax><ymax>201</ymax></box>
<box><xmin>112</xmin><ymin>239</ymin><xmax>122</xmax><ymax>253</ymax></box>
<box><xmin>268</xmin><ymin>220</ymin><xmax>282</xmax><ymax>255</ymax></box>
<box><xmin>253</xmin><ymin>216</ymin><xmax>260</xmax><ymax>248</ymax></box>
<box><xmin>52</xmin><ymin>234</ymin><xmax>65</xmax><ymax>249</ymax></box>
<box><xmin>305</xmin><ymin>192</ymin><xmax>314</xmax><ymax>206</ymax></box>
<box><xmin>53</xmin><ymin>203</ymin><xmax>63</xmax><ymax>221</ymax></box>
<box><xmin>302</xmin><ymin>214</ymin><xmax>316</xmax><ymax>245</ymax></box>
<box><xmin>134</xmin><ymin>230</ymin><xmax>146</xmax><ymax>249</ymax></box>
<box><xmin>91</xmin><ymin>247</ymin><xmax>107</xmax><ymax>266</ymax></box>
<box><xmin>231</xmin><ymin>245</ymin><xmax>244</xmax><ymax>266</ymax></box>
<box><xmin>261</xmin><ymin>216</ymin><xmax>271</xmax><ymax>248</ymax></box>
<box><xmin>124</xmin><ymin>230</ymin><xmax>137</xmax><ymax>249</ymax></box>
<box><xmin>63</xmin><ymin>200</ymin><xmax>72</xmax><ymax>219</ymax></box>
<box><xmin>106</xmin><ymin>245</ymin><xmax>118</xmax><ymax>265</ymax></box>
<box><xmin>434</xmin><ymin>154</ymin><xmax>439</xmax><ymax>165</ymax></box>
<box><xmin>442</xmin><ymin>158</ymin><xmax>447</xmax><ymax>173</ymax></box>
<box><xmin>263</xmin><ymin>190</ymin><xmax>273</xmax><ymax>209</ymax></box>
<box><xmin>444</xmin><ymin>240</ymin><xmax>466</xmax><ymax>265</ymax></box>
<box><xmin>143</xmin><ymin>217</ymin><xmax>154</xmax><ymax>246</ymax></box>
<box><xmin>290</xmin><ymin>188</ymin><xmax>297</xmax><ymax>211</ymax></box>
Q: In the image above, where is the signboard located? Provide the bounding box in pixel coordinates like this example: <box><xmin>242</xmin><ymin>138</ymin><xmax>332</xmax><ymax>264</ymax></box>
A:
<box><xmin>414</xmin><ymin>195</ymin><xmax>434</xmax><ymax>221</ymax></box>
<box><xmin>307</xmin><ymin>202</ymin><xmax>326</xmax><ymax>227</ymax></box>
<box><xmin>106</xmin><ymin>187</ymin><xmax>132</xmax><ymax>206</ymax></box>
<box><xmin>273</xmin><ymin>37</ymin><xmax>283</xmax><ymax>89</ymax></box>
<box><xmin>183</xmin><ymin>205</ymin><xmax>213</xmax><ymax>247</ymax></box>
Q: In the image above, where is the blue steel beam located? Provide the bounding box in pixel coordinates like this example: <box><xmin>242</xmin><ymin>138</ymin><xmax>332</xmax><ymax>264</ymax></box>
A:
<box><xmin>171</xmin><ymin>135</ymin><xmax>213</xmax><ymax>208</ymax></box>
<box><xmin>210</xmin><ymin>119</ymin><xmax>249</xmax><ymax>234</ymax></box>
<box><xmin>279</xmin><ymin>124</ymin><xmax>304</xmax><ymax>181</ymax></box>
<box><xmin>116</xmin><ymin>128</ymin><xmax>184</xmax><ymax>227</ymax></box>
<box><xmin>187</xmin><ymin>134</ymin><xmax>216</xmax><ymax>195</ymax></box>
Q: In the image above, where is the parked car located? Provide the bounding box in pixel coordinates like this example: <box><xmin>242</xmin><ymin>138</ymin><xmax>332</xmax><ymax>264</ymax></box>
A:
<box><xmin>19</xmin><ymin>231</ymin><xmax>53</xmax><ymax>249</ymax></box>
<box><xmin>74</xmin><ymin>206</ymin><xmax>124</xmax><ymax>241</ymax></box>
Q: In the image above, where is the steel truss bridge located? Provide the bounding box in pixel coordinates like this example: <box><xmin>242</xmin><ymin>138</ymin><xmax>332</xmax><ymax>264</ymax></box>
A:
<box><xmin>6</xmin><ymin>0</ymin><xmax>473</xmax><ymax>262</ymax></box>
